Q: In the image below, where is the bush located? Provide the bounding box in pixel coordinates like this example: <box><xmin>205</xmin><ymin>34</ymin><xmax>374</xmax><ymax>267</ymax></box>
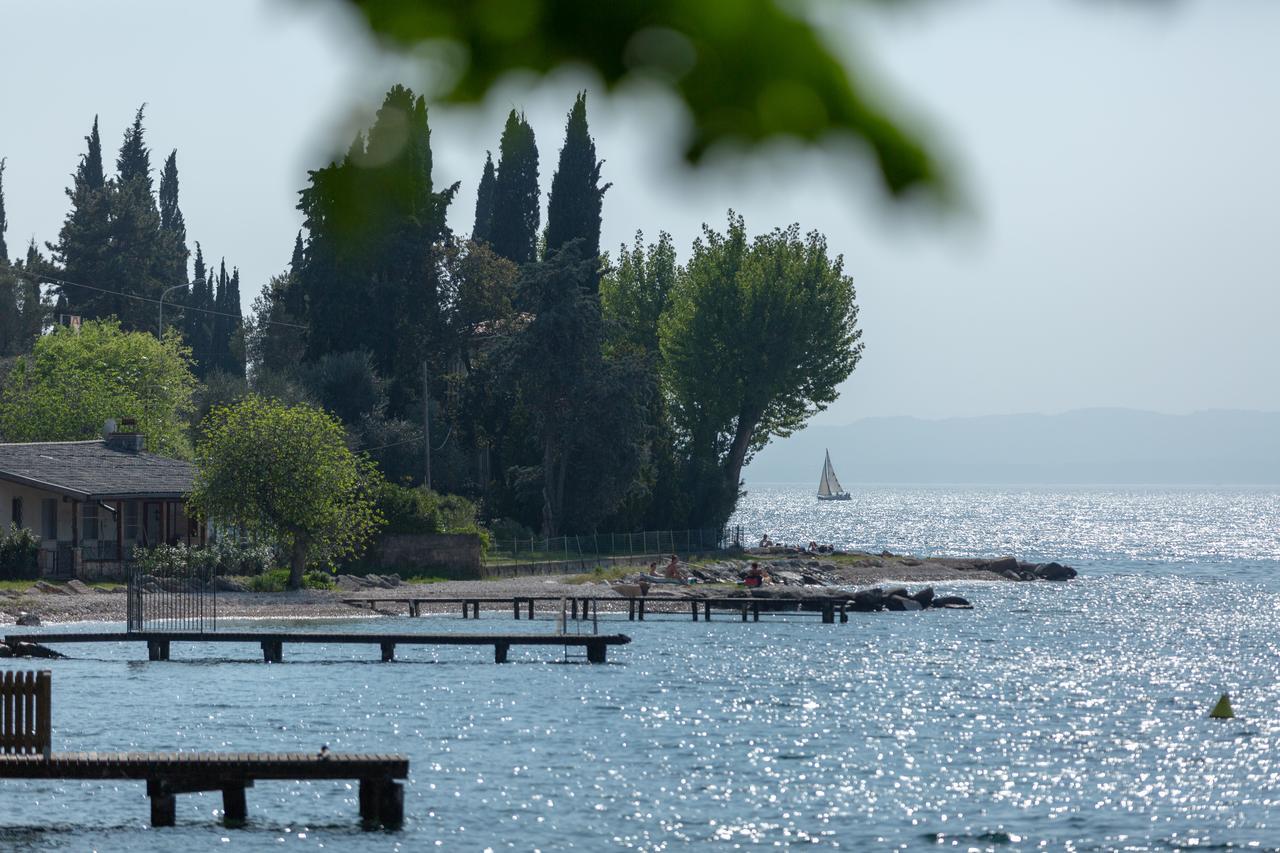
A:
<box><xmin>376</xmin><ymin>481</ymin><xmax>441</xmax><ymax>535</ymax></box>
<box><xmin>0</xmin><ymin>525</ymin><xmax>39</xmax><ymax>580</ymax></box>
<box><xmin>131</xmin><ymin>541</ymin><xmax>277</xmax><ymax>578</ymax></box>
<box><xmin>246</xmin><ymin>568</ymin><xmax>334</xmax><ymax>592</ymax></box>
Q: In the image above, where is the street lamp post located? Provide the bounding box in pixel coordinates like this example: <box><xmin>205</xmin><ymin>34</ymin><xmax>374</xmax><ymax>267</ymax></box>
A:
<box><xmin>158</xmin><ymin>284</ymin><xmax>186</xmax><ymax>337</ymax></box>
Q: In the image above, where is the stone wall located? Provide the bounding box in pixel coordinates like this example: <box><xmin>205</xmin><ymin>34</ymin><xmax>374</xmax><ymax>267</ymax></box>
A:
<box><xmin>372</xmin><ymin>533</ymin><xmax>483</xmax><ymax>579</ymax></box>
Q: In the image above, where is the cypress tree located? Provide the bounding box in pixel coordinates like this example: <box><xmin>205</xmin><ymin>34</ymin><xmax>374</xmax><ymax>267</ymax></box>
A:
<box><xmin>489</xmin><ymin>111</ymin><xmax>540</xmax><ymax>266</ymax></box>
<box><xmin>0</xmin><ymin>157</ymin><xmax>8</xmax><ymax>263</ymax></box>
<box><xmin>225</xmin><ymin>266</ymin><xmax>245</xmax><ymax>378</ymax></box>
<box><xmin>472</xmin><ymin>151</ymin><xmax>496</xmax><ymax>244</ymax></box>
<box><xmin>296</xmin><ymin>84</ymin><xmax>457</xmax><ymax>415</ymax></box>
<box><xmin>545</xmin><ymin>92</ymin><xmax>609</xmax><ymax>269</ymax></box>
<box><xmin>211</xmin><ymin>259</ymin><xmax>229</xmax><ymax>374</ymax></box>
<box><xmin>186</xmin><ymin>242</ymin><xmax>210</xmax><ymax>375</ymax></box>
<box><xmin>108</xmin><ymin>105</ymin><xmax>167</xmax><ymax>332</ymax></box>
<box><xmin>158</xmin><ymin>151</ymin><xmax>188</xmax><ymax>277</ymax></box>
<box><xmin>51</xmin><ymin>116</ymin><xmax>113</xmax><ymax>319</ymax></box>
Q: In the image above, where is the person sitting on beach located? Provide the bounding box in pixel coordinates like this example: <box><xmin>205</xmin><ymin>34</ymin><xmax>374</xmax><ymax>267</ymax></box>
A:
<box><xmin>743</xmin><ymin>563</ymin><xmax>764</xmax><ymax>588</ymax></box>
<box><xmin>664</xmin><ymin>555</ymin><xmax>687</xmax><ymax>580</ymax></box>
<box><xmin>759</xmin><ymin>534</ymin><xmax>773</xmax><ymax>548</ymax></box>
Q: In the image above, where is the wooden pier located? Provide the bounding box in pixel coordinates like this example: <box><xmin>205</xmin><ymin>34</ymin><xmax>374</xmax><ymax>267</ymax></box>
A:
<box><xmin>0</xmin><ymin>671</ymin><xmax>408</xmax><ymax>828</ymax></box>
<box><xmin>341</xmin><ymin>595</ymin><xmax>851</xmax><ymax>624</ymax></box>
<box><xmin>4</xmin><ymin>630</ymin><xmax>632</xmax><ymax>664</ymax></box>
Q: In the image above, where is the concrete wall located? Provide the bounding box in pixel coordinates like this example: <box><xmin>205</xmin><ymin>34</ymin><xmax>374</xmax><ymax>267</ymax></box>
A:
<box><xmin>372</xmin><ymin>533</ymin><xmax>483</xmax><ymax>579</ymax></box>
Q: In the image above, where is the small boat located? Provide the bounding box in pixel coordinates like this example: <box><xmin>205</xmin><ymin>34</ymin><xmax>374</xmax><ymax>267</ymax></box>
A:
<box><xmin>816</xmin><ymin>449</ymin><xmax>851</xmax><ymax>501</ymax></box>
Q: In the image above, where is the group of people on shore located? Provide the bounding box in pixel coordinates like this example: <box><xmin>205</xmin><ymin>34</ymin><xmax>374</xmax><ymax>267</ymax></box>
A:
<box><xmin>758</xmin><ymin>534</ymin><xmax>835</xmax><ymax>555</ymax></box>
<box><xmin>635</xmin><ymin>555</ymin><xmax>773</xmax><ymax>589</ymax></box>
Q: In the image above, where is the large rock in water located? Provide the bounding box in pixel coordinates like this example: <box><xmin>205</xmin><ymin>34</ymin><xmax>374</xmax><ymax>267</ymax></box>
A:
<box><xmin>911</xmin><ymin>587</ymin><xmax>935</xmax><ymax>608</ymax></box>
<box><xmin>984</xmin><ymin>556</ymin><xmax>1020</xmax><ymax>575</ymax></box>
<box><xmin>849</xmin><ymin>588</ymin><xmax>886</xmax><ymax>612</ymax></box>
<box><xmin>1034</xmin><ymin>561</ymin><xmax>1077</xmax><ymax>581</ymax></box>
<box><xmin>886</xmin><ymin>595</ymin><xmax>923</xmax><ymax>611</ymax></box>
<box><xmin>6</xmin><ymin>641</ymin><xmax>65</xmax><ymax>659</ymax></box>
<box><xmin>931</xmin><ymin>595</ymin><xmax>973</xmax><ymax>609</ymax></box>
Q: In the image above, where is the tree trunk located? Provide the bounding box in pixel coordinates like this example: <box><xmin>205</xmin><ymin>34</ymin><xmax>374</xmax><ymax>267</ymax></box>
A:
<box><xmin>288</xmin><ymin>536</ymin><xmax>309</xmax><ymax>591</ymax></box>
<box><xmin>541</xmin><ymin>435</ymin><xmax>565</xmax><ymax>538</ymax></box>
<box><xmin>718</xmin><ymin>410</ymin><xmax>761</xmax><ymax>526</ymax></box>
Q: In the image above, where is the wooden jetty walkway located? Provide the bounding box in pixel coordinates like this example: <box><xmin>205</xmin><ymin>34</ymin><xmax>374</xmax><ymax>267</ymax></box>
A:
<box><xmin>341</xmin><ymin>595</ymin><xmax>852</xmax><ymax>624</ymax></box>
<box><xmin>0</xmin><ymin>671</ymin><xmax>408</xmax><ymax>828</ymax></box>
<box><xmin>3</xmin><ymin>630</ymin><xmax>632</xmax><ymax>664</ymax></box>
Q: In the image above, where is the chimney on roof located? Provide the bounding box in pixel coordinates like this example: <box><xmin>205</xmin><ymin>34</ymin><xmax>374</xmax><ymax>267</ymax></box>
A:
<box><xmin>103</xmin><ymin>417</ymin><xmax>145</xmax><ymax>452</ymax></box>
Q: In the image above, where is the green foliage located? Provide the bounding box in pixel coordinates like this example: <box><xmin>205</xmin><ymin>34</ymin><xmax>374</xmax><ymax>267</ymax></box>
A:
<box><xmin>339</xmin><ymin>0</ymin><xmax>942</xmax><ymax>200</ymax></box>
<box><xmin>545</xmin><ymin>92</ymin><xmax>609</xmax><ymax>265</ymax></box>
<box><xmin>246</xmin><ymin>568</ymin><xmax>334</xmax><ymax>592</ymax></box>
<box><xmin>488</xmin><ymin>111</ymin><xmax>540</xmax><ymax>266</ymax></box>
<box><xmin>0</xmin><ymin>524</ymin><xmax>39</xmax><ymax>580</ymax></box>
<box><xmin>376</xmin><ymin>481</ymin><xmax>487</xmax><ymax>545</ymax></box>
<box><xmin>659</xmin><ymin>213</ymin><xmax>863</xmax><ymax>527</ymax></box>
<box><xmin>472</xmin><ymin>151</ymin><xmax>497</xmax><ymax>243</ymax></box>
<box><xmin>0</xmin><ymin>241</ymin><xmax>51</xmax><ymax>358</ymax></box>
<box><xmin>52</xmin><ymin>109</ymin><xmax>191</xmax><ymax>334</ymax></box>
<box><xmin>130</xmin><ymin>541</ymin><xmax>277</xmax><ymax>578</ymax></box>
<box><xmin>189</xmin><ymin>396</ymin><xmax>384</xmax><ymax>589</ymax></box>
<box><xmin>0</xmin><ymin>319</ymin><xmax>197</xmax><ymax>456</ymax></box>
<box><xmin>602</xmin><ymin>231</ymin><xmax>678</xmax><ymax>357</ymax></box>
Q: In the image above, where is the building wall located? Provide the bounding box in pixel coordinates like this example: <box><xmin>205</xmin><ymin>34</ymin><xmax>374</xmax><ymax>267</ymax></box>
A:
<box><xmin>372</xmin><ymin>533</ymin><xmax>483</xmax><ymax>579</ymax></box>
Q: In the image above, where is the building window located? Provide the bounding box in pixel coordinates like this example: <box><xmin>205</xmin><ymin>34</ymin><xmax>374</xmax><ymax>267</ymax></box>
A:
<box><xmin>10</xmin><ymin>497</ymin><xmax>20</xmax><ymax>528</ymax></box>
<box><xmin>83</xmin><ymin>503</ymin><xmax>99</xmax><ymax>541</ymax></box>
<box><xmin>124</xmin><ymin>501</ymin><xmax>139</xmax><ymax>541</ymax></box>
<box><xmin>42</xmin><ymin>498</ymin><xmax>58</xmax><ymax>541</ymax></box>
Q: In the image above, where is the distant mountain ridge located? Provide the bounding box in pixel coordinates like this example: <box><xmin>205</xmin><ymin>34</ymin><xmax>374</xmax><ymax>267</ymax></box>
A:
<box><xmin>744</xmin><ymin>409</ymin><xmax>1280</xmax><ymax>485</ymax></box>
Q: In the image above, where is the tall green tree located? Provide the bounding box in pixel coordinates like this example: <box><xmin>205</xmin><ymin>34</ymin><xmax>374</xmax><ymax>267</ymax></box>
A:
<box><xmin>545</xmin><ymin>93</ymin><xmax>609</xmax><ymax>268</ymax></box>
<box><xmin>499</xmin><ymin>241</ymin><xmax>647</xmax><ymax>535</ymax></box>
<box><xmin>296</xmin><ymin>84</ymin><xmax>457</xmax><ymax>417</ymax></box>
<box><xmin>659</xmin><ymin>214</ymin><xmax>863</xmax><ymax>528</ymax></box>
<box><xmin>185</xmin><ymin>242</ymin><xmax>212</xmax><ymax>376</ymax></box>
<box><xmin>600</xmin><ymin>231</ymin><xmax>684</xmax><ymax>528</ymax></box>
<box><xmin>0</xmin><ymin>157</ymin><xmax>8</xmax><ymax>263</ymax></box>
<box><xmin>108</xmin><ymin>106</ymin><xmax>168</xmax><ymax>333</ymax></box>
<box><xmin>51</xmin><ymin>116</ymin><xmax>113</xmax><ymax>320</ymax></box>
<box><xmin>190</xmin><ymin>397</ymin><xmax>384</xmax><ymax>589</ymax></box>
<box><xmin>0</xmin><ymin>319</ymin><xmax>197</xmax><ymax>456</ymax></box>
<box><xmin>157</xmin><ymin>150</ymin><xmax>189</xmax><ymax>328</ymax></box>
<box><xmin>489</xmin><ymin>111</ymin><xmax>539</xmax><ymax>266</ymax></box>
<box><xmin>471</xmin><ymin>151</ymin><xmax>496</xmax><ymax>244</ymax></box>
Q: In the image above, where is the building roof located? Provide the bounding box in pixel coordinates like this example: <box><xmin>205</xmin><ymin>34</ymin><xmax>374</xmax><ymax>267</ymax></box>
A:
<box><xmin>0</xmin><ymin>440</ymin><xmax>193</xmax><ymax>500</ymax></box>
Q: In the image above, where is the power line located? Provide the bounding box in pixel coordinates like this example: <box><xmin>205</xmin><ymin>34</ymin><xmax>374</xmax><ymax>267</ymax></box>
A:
<box><xmin>34</xmin><ymin>273</ymin><xmax>308</xmax><ymax>330</ymax></box>
<box><xmin>358</xmin><ymin>425</ymin><xmax>452</xmax><ymax>454</ymax></box>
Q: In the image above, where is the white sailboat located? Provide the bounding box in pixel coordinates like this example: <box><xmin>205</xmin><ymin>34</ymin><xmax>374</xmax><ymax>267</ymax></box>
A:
<box><xmin>816</xmin><ymin>449</ymin><xmax>851</xmax><ymax>501</ymax></box>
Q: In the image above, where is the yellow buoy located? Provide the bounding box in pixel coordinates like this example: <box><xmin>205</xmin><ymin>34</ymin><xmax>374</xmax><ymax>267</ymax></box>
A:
<box><xmin>1209</xmin><ymin>693</ymin><xmax>1234</xmax><ymax>719</ymax></box>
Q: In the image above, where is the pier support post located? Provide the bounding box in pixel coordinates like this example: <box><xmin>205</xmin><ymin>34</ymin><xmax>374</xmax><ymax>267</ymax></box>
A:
<box><xmin>513</xmin><ymin>600</ymin><xmax>521</xmax><ymax>620</ymax></box>
<box><xmin>381</xmin><ymin>642</ymin><xmax>395</xmax><ymax>662</ymax></box>
<box><xmin>639</xmin><ymin>599</ymin><xmax>645</xmax><ymax>621</ymax></box>
<box><xmin>628</xmin><ymin>599</ymin><xmax>635</xmax><ymax>621</ymax></box>
<box><xmin>691</xmin><ymin>601</ymin><xmax>698</xmax><ymax>621</ymax></box>
<box><xmin>494</xmin><ymin>642</ymin><xmax>509</xmax><ymax>664</ymax></box>
<box><xmin>148</xmin><ymin>780</ymin><xmax>176</xmax><ymax>827</ymax></box>
<box><xmin>409</xmin><ymin>602</ymin><xmax>419</xmax><ymax>618</ymax></box>
<box><xmin>222</xmin><ymin>784</ymin><xmax>248</xmax><ymax>826</ymax></box>
<box><xmin>571</xmin><ymin>599</ymin><xmax>578</xmax><ymax>620</ymax></box>
<box><xmin>261</xmin><ymin>641</ymin><xmax>283</xmax><ymax>663</ymax></box>
<box><xmin>527</xmin><ymin>599</ymin><xmax>535</xmax><ymax>620</ymax></box>
<box><xmin>704</xmin><ymin>601</ymin><xmax>712</xmax><ymax>621</ymax></box>
<box><xmin>147</xmin><ymin>640</ymin><xmax>171</xmax><ymax>661</ymax></box>
<box><xmin>359</xmin><ymin>778</ymin><xmax>404</xmax><ymax>828</ymax></box>
<box><xmin>822</xmin><ymin>601</ymin><xmax>835</xmax><ymax>624</ymax></box>
<box><xmin>462</xmin><ymin>602</ymin><xmax>470</xmax><ymax>619</ymax></box>
<box><xmin>741</xmin><ymin>605</ymin><xmax>748</xmax><ymax>622</ymax></box>
<box><xmin>753</xmin><ymin>602</ymin><xmax>760</xmax><ymax>622</ymax></box>
<box><xmin>379</xmin><ymin>781</ymin><xmax>404</xmax><ymax>827</ymax></box>
<box><xmin>839</xmin><ymin>603</ymin><xmax>848</xmax><ymax>624</ymax></box>
<box><xmin>586</xmin><ymin>641</ymin><xmax>607</xmax><ymax>664</ymax></box>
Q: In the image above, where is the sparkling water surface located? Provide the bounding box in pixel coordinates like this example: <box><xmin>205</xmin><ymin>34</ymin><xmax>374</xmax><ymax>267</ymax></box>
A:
<box><xmin>3</xmin><ymin>485</ymin><xmax>1279</xmax><ymax>851</ymax></box>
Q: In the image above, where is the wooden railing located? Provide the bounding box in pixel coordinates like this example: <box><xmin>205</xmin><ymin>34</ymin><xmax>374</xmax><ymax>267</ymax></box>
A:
<box><xmin>0</xmin><ymin>670</ymin><xmax>51</xmax><ymax>759</ymax></box>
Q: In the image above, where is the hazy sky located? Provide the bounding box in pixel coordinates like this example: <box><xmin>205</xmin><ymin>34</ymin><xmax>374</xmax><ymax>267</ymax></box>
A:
<box><xmin>2</xmin><ymin>0</ymin><xmax>1278</xmax><ymax>424</ymax></box>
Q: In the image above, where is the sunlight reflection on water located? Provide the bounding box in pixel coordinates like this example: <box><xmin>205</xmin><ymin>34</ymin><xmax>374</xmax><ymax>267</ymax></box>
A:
<box><xmin>1</xmin><ymin>487</ymin><xmax>1278</xmax><ymax>849</ymax></box>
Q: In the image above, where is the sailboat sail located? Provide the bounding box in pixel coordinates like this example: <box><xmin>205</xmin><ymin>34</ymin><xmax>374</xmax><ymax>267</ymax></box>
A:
<box><xmin>817</xmin><ymin>450</ymin><xmax>845</xmax><ymax>497</ymax></box>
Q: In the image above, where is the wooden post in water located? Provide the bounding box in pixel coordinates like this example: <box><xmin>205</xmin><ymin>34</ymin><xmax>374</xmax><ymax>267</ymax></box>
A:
<box><xmin>222</xmin><ymin>784</ymin><xmax>248</xmax><ymax>826</ymax></box>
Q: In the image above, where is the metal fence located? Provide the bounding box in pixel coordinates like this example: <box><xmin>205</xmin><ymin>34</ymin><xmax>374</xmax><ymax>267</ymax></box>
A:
<box><xmin>126</xmin><ymin>562</ymin><xmax>217</xmax><ymax>633</ymax></box>
<box><xmin>486</xmin><ymin>528</ymin><xmax>728</xmax><ymax>564</ymax></box>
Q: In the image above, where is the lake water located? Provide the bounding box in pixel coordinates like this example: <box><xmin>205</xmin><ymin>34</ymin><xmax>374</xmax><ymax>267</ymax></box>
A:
<box><xmin>3</xmin><ymin>485</ymin><xmax>1280</xmax><ymax>851</ymax></box>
